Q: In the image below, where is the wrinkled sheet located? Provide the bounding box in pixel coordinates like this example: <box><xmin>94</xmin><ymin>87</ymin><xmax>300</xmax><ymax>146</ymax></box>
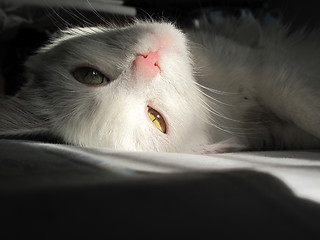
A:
<box><xmin>1</xmin><ymin>139</ymin><xmax>320</xmax><ymax>203</ymax></box>
<box><xmin>2</xmin><ymin>139</ymin><xmax>320</xmax><ymax>238</ymax></box>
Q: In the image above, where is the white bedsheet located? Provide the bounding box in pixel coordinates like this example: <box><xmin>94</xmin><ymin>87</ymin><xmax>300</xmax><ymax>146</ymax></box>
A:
<box><xmin>1</xmin><ymin>139</ymin><xmax>320</xmax><ymax>203</ymax></box>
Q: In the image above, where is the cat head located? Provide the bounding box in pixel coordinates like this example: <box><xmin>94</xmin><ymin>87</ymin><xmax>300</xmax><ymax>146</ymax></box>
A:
<box><xmin>0</xmin><ymin>21</ymin><xmax>209</xmax><ymax>152</ymax></box>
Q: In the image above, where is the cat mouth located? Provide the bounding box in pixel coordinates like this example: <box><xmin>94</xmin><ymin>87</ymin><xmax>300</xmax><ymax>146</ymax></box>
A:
<box><xmin>147</xmin><ymin>106</ymin><xmax>167</xmax><ymax>134</ymax></box>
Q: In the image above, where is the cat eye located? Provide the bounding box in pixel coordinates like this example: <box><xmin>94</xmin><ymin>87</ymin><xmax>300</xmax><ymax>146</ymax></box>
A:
<box><xmin>72</xmin><ymin>67</ymin><xmax>109</xmax><ymax>85</ymax></box>
<box><xmin>148</xmin><ymin>107</ymin><xmax>166</xmax><ymax>134</ymax></box>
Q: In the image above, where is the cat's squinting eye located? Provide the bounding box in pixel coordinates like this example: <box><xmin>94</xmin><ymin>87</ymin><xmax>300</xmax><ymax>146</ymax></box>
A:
<box><xmin>72</xmin><ymin>67</ymin><xmax>110</xmax><ymax>85</ymax></box>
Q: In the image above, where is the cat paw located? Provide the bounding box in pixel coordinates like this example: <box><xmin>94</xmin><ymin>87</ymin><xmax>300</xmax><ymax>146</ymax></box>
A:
<box><xmin>193</xmin><ymin>138</ymin><xmax>247</xmax><ymax>154</ymax></box>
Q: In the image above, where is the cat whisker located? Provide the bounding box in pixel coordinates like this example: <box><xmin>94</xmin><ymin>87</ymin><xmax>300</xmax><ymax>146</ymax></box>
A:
<box><xmin>136</xmin><ymin>9</ymin><xmax>155</xmax><ymax>23</ymax></box>
<box><xmin>85</xmin><ymin>0</ymin><xmax>109</xmax><ymax>25</ymax></box>
<box><xmin>46</xmin><ymin>7</ymin><xmax>69</xmax><ymax>31</ymax></box>
<box><xmin>194</xmin><ymin>81</ymin><xmax>237</xmax><ymax>95</ymax></box>
<box><xmin>198</xmin><ymin>97</ymin><xmax>241</xmax><ymax>124</ymax></box>
<box><xmin>196</xmin><ymin>88</ymin><xmax>235</xmax><ymax>106</ymax></box>
<box><xmin>188</xmin><ymin>41</ymin><xmax>206</xmax><ymax>51</ymax></box>
<box><xmin>194</xmin><ymin>81</ymin><xmax>275</xmax><ymax>127</ymax></box>
<box><xmin>199</xmin><ymin>108</ymin><xmax>268</xmax><ymax>136</ymax></box>
<box><xmin>197</xmin><ymin>107</ymin><xmax>259</xmax><ymax>136</ymax></box>
<box><xmin>62</xmin><ymin>6</ymin><xmax>96</xmax><ymax>27</ymax></box>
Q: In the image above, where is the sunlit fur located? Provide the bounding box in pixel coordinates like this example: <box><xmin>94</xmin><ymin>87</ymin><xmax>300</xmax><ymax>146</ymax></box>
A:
<box><xmin>0</xmin><ymin>21</ymin><xmax>210</xmax><ymax>152</ymax></box>
<box><xmin>0</xmin><ymin>19</ymin><xmax>320</xmax><ymax>152</ymax></box>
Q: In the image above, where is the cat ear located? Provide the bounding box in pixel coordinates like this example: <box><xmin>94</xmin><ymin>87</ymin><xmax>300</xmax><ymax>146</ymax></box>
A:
<box><xmin>0</xmin><ymin>95</ymin><xmax>50</xmax><ymax>139</ymax></box>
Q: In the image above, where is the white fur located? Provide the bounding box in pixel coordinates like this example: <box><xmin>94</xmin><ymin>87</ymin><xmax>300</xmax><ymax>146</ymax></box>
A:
<box><xmin>188</xmin><ymin>22</ymin><xmax>320</xmax><ymax>150</ymax></box>
<box><xmin>0</xmin><ymin>20</ymin><xmax>319</xmax><ymax>152</ymax></box>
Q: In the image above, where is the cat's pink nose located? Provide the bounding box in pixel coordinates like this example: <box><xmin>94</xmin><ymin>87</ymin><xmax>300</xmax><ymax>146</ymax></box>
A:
<box><xmin>134</xmin><ymin>51</ymin><xmax>160</xmax><ymax>78</ymax></box>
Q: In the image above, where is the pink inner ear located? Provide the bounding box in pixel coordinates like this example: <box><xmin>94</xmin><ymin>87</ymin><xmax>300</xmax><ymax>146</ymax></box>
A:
<box><xmin>134</xmin><ymin>51</ymin><xmax>160</xmax><ymax>79</ymax></box>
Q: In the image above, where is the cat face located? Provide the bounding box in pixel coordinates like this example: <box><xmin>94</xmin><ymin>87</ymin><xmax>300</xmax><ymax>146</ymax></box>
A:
<box><xmin>17</xmin><ymin>21</ymin><xmax>209</xmax><ymax>152</ymax></box>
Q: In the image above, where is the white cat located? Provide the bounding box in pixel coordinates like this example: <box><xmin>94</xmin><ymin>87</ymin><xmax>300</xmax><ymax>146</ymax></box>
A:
<box><xmin>0</xmin><ymin>20</ymin><xmax>319</xmax><ymax>153</ymax></box>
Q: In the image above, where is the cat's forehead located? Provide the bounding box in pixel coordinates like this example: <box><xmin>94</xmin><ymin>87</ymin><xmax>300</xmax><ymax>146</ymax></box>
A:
<box><xmin>39</xmin><ymin>26</ymin><xmax>113</xmax><ymax>53</ymax></box>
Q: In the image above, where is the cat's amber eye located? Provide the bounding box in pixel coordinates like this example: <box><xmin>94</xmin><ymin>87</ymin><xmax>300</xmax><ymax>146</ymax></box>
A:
<box><xmin>72</xmin><ymin>67</ymin><xmax>109</xmax><ymax>85</ymax></box>
<box><xmin>148</xmin><ymin>107</ymin><xmax>166</xmax><ymax>134</ymax></box>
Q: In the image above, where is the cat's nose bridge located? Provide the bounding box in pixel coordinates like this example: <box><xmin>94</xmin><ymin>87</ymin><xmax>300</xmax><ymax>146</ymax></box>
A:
<box><xmin>134</xmin><ymin>51</ymin><xmax>160</xmax><ymax>79</ymax></box>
